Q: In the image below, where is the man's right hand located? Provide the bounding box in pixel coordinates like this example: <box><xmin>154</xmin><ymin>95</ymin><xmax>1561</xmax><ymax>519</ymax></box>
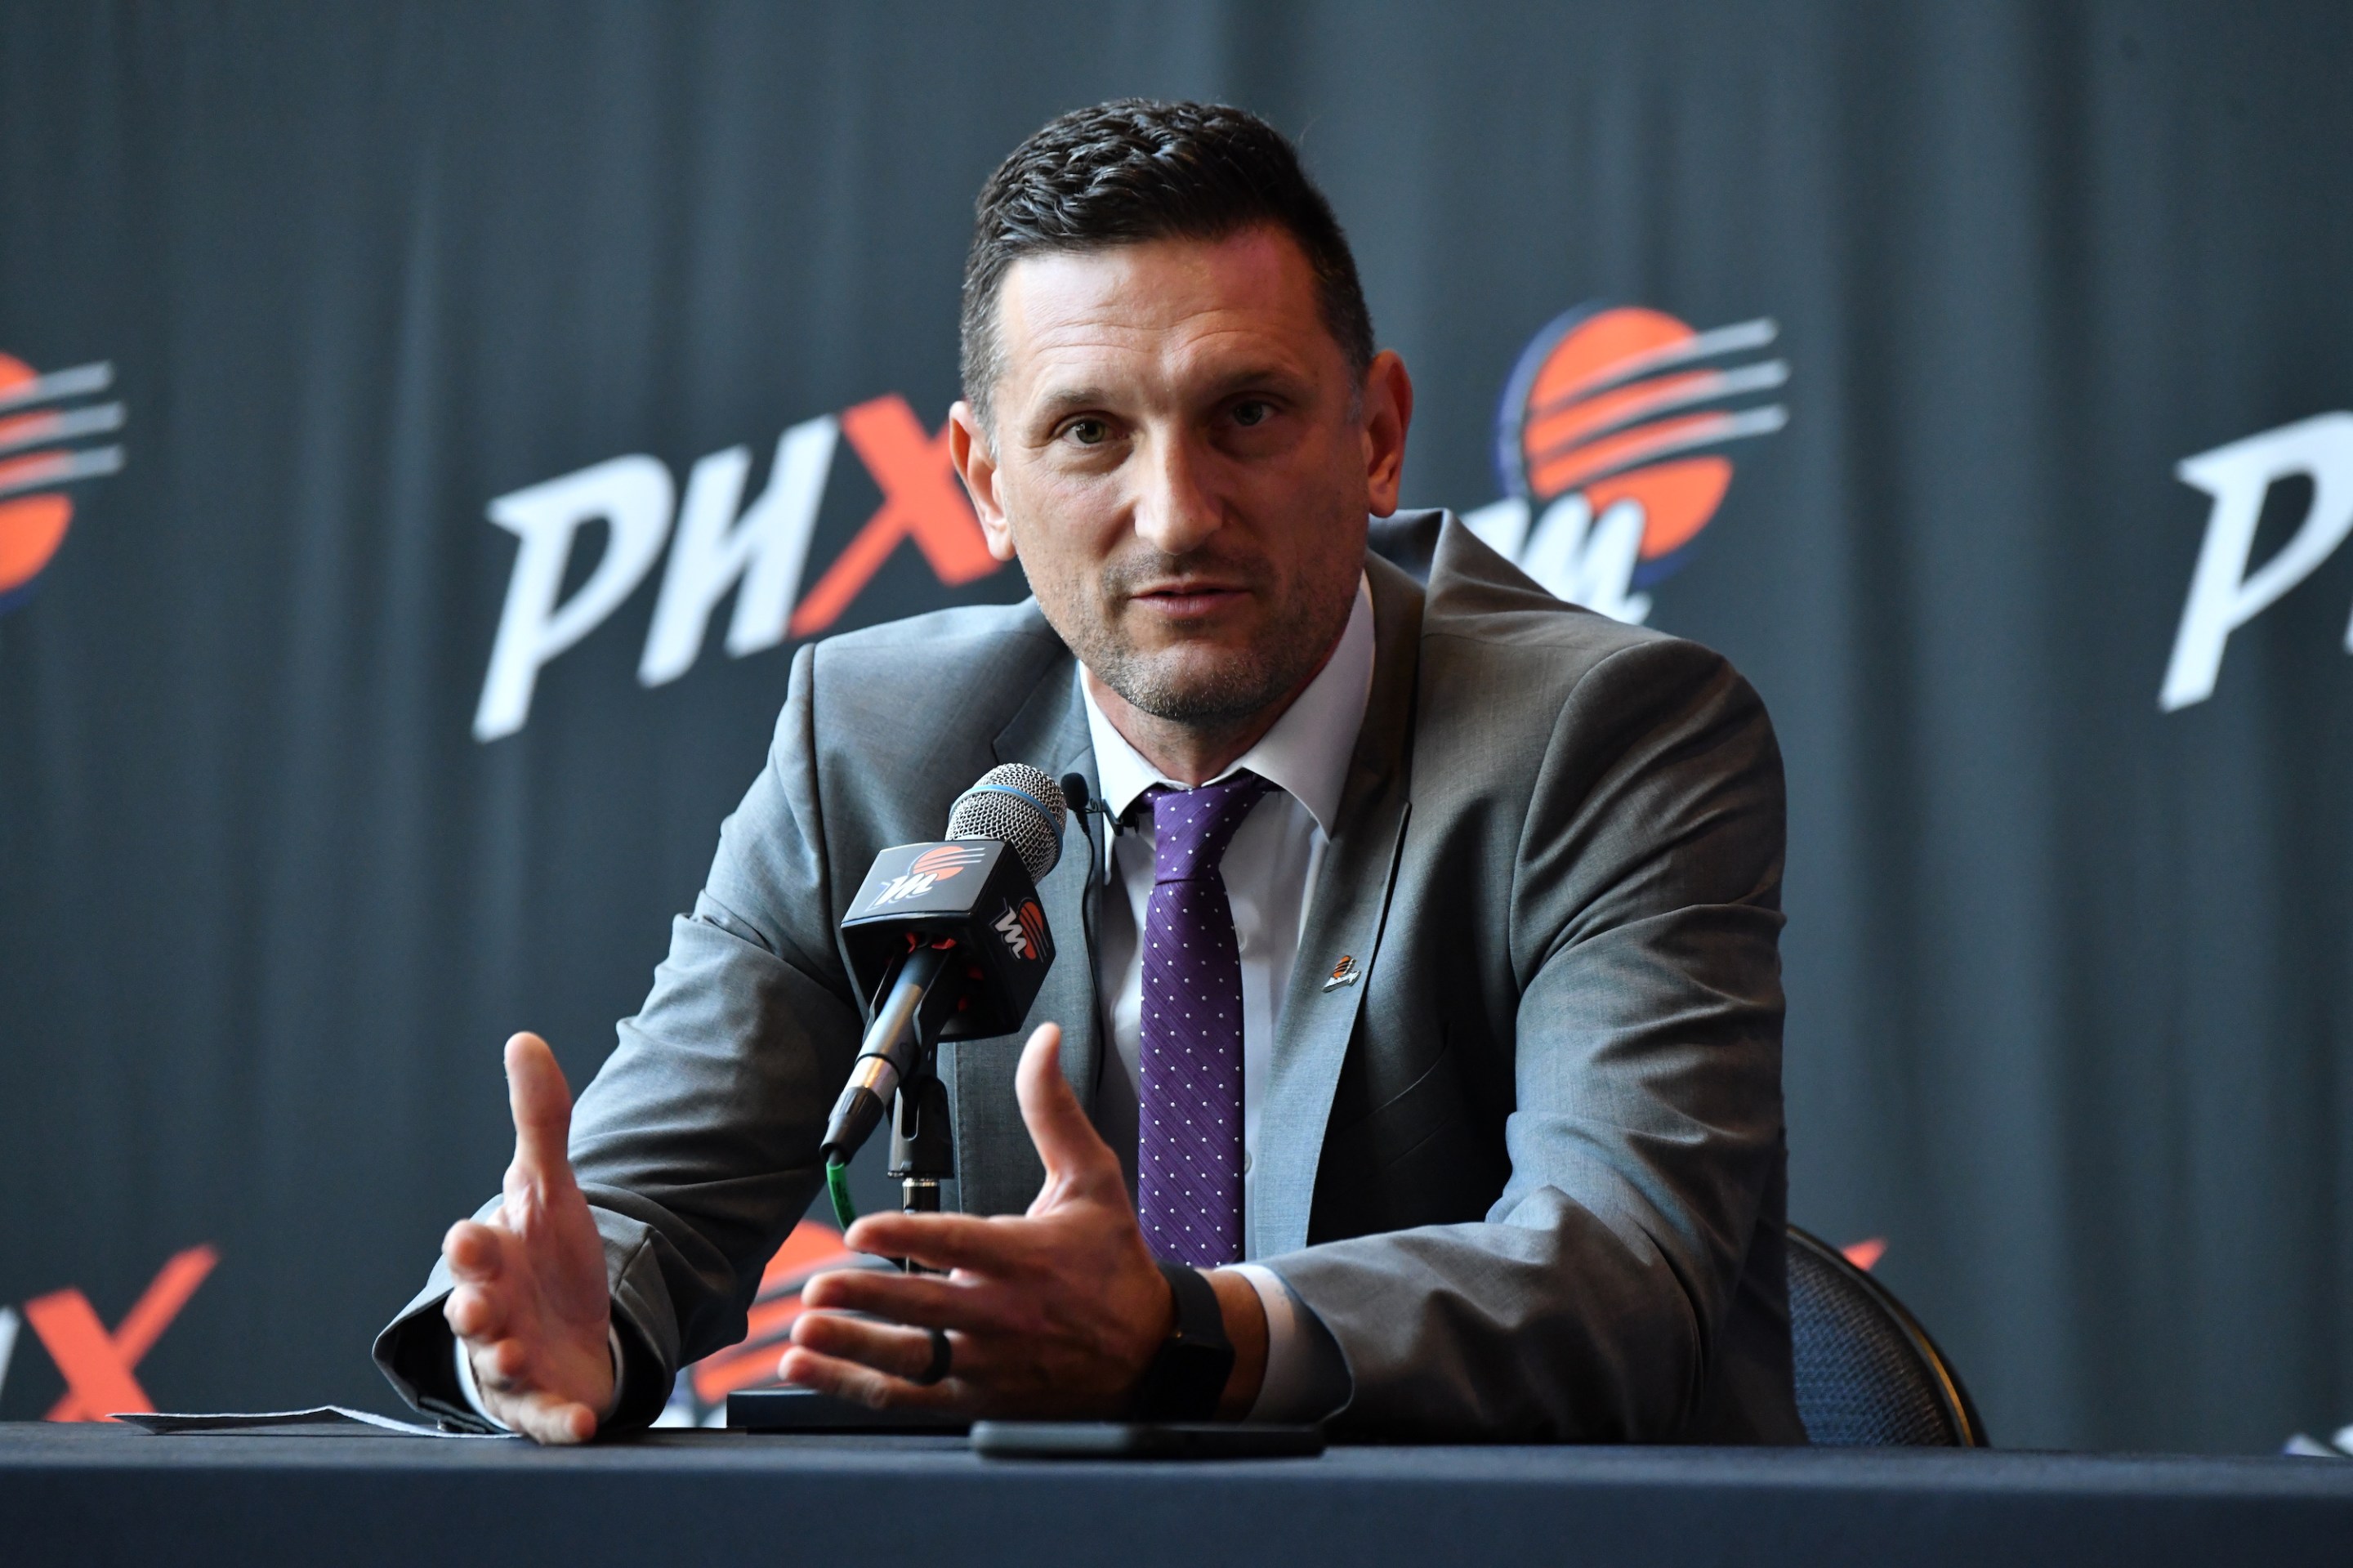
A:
<box><xmin>440</xmin><ymin>1032</ymin><xmax>616</xmax><ymax>1444</ymax></box>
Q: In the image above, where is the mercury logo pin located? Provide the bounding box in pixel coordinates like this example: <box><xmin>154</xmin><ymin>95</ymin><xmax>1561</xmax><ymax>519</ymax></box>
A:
<box><xmin>1323</xmin><ymin>954</ymin><xmax>1360</xmax><ymax>992</ymax></box>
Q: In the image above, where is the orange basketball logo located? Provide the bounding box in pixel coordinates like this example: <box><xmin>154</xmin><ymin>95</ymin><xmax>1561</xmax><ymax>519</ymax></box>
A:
<box><xmin>0</xmin><ymin>354</ymin><xmax>125</xmax><ymax>616</ymax></box>
<box><xmin>1467</xmin><ymin>306</ymin><xmax>1787</xmax><ymax>622</ymax></box>
<box><xmin>868</xmin><ymin>842</ymin><xmax>990</xmax><ymax>909</ymax></box>
<box><xmin>909</xmin><ymin>844</ymin><xmax>988</xmax><ymax>879</ymax></box>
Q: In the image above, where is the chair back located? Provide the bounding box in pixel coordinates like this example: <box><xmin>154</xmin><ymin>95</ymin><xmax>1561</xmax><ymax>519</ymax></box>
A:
<box><xmin>1787</xmin><ymin>1226</ymin><xmax>1987</xmax><ymax>1446</ymax></box>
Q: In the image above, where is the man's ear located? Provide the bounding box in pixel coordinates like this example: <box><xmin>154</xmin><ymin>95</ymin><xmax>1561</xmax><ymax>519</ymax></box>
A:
<box><xmin>1359</xmin><ymin>351</ymin><xmax>1415</xmax><ymax>519</ymax></box>
<box><xmin>949</xmin><ymin>400</ymin><xmax>1019</xmax><ymax>564</ymax></box>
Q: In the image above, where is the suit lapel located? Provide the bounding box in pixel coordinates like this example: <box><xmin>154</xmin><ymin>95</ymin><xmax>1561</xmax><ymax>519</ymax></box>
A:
<box><xmin>1252</xmin><ymin>556</ymin><xmax>1423</xmax><ymax>1258</ymax></box>
<box><xmin>945</xmin><ymin>652</ymin><xmax>1100</xmax><ymax>1217</ymax></box>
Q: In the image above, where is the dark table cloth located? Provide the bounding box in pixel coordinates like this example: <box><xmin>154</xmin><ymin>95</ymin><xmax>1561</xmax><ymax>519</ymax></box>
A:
<box><xmin>4</xmin><ymin>1423</ymin><xmax>2349</xmax><ymax>1566</ymax></box>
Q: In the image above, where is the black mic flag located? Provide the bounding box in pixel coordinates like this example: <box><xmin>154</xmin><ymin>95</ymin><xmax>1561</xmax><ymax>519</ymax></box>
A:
<box><xmin>818</xmin><ymin>765</ymin><xmax>1068</xmax><ymax>1167</ymax></box>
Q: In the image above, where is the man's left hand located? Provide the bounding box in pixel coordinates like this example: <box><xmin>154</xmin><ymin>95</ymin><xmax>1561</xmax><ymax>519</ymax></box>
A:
<box><xmin>779</xmin><ymin>1022</ymin><xmax>1267</xmax><ymax>1418</ymax></box>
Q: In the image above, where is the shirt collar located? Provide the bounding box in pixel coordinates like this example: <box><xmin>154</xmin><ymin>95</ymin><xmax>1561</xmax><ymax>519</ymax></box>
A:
<box><xmin>1080</xmin><ymin>573</ymin><xmax>1374</xmax><ymax>838</ymax></box>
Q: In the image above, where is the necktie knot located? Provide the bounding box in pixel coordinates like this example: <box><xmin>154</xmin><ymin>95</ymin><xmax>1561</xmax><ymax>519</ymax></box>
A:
<box><xmin>1147</xmin><ymin>771</ymin><xmax>1274</xmax><ymax>884</ymax></box>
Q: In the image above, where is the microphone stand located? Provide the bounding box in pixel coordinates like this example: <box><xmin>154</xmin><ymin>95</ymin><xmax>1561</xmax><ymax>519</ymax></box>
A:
<box><xmin>853</xmin><ymin>772</ymin><xmax>1109</xmax><ymax>1273</ymax></box>
<box><xmin>883</xmin><ymin>776</ymin><xmax>1108</xmax><ymax>1265</ymax></box>
<box><xmin>886</xmin><ymin>1049</ymin><xmax>954</xmax><ymax>1273</ymax></box>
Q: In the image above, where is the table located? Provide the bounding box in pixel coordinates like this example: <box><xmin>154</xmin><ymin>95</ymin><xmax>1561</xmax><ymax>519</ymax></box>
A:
<box><xmin>5</xmin><ymin>1423</ymin><xmax>2350</xmax><ymax>1566</ymax></box>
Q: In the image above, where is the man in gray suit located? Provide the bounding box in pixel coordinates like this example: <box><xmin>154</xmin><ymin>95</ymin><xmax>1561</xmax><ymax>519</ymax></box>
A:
<box><xmin>377</xmin><ymin>100</ymin><xmax>1800</xmax><ymax>1445</ymax></box>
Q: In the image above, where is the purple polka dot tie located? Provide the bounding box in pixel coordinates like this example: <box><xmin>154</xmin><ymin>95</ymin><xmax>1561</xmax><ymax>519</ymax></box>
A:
<box><xmin>1137</xmin><ymin>771</ymin><xmax>1274</xmax><ymax>1268</ymax></box>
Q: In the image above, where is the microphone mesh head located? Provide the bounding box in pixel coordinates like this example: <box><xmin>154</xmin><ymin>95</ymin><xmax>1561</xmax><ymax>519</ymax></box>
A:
<box><xmin>946</xmin><ymin>763</ymin><xmax>1067</xmax><ymax>885</ymax></box>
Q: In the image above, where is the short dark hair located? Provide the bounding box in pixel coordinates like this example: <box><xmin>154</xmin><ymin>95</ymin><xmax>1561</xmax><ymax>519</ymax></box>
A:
<box><xmin>960</xmin><ymin>100</ymin><xmax>1376</xmax><ymax>429</ymax></box>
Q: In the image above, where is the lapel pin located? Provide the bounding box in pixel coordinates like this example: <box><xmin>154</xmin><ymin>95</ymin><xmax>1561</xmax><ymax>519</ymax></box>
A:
<box><xmin>1323</xmin><ymin>954</ymin><xmax>1360</xmax><ymax>992</ymax></box>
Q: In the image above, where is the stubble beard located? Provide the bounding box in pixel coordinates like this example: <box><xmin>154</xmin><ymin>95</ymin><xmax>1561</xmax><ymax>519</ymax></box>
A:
<box><xmin>1060</xmin><ymin>548</ymin><xmax>1358</xmax><ymax>729</ymax></box>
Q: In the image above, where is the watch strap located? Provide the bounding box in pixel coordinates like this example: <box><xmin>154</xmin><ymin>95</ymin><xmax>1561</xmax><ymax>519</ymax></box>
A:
<box><xmin>1130</xmin><ymin>1259</ymin><xmax>1236</xmax><ymax>1422</ymax></box>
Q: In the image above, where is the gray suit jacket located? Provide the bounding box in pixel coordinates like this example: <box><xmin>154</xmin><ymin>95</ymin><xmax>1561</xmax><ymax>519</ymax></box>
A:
<box><xmin>377</xmin><ymin>511</ymin><xmax>1802</xmax><ymax>1443</ymax></box>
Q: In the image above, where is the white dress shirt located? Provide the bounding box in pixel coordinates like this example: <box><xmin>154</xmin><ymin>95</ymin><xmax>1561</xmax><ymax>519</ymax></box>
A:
<box><xmin>1080</xmin><ymin>574</ymin><xmax>1373</xmax><ymax>1423</ymax></box>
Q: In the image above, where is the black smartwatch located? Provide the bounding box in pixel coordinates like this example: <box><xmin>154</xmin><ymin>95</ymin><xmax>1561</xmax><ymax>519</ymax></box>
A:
<box><xmin>1129</xmin><ymin>1259</ymin><xmax>1235</xmax><ymax>1422</ymax></box>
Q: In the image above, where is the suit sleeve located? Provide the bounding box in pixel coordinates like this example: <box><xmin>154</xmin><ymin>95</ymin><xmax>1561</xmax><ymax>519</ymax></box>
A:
<box><xmin>373</xmin><ymin>643</ymin><xmax>862</xmax><ymax>1429</ymax></box>
<box><xmin>1263</xmin><ymin>637</ymin><xmax>1789</xmax><ymax>1441</ymax></box>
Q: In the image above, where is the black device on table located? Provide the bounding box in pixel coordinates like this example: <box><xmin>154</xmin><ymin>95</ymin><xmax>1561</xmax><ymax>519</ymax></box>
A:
<box><xmin>726</xmin><ymin>1392</ymin><xmax>1324</xmax><ymax>1459</ymax></box>
<box><xmin>970</xmin><ymin>1421</ymin><xmax>1326</xmax><ymax>1459</ymax></box>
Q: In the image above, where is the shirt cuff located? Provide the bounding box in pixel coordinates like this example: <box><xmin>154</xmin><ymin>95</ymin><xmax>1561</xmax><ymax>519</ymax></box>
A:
<box><xmin>1230</xmin><ymin>1262</ymin><xmax>1351</xmax><ymax>1424</ymax></box>
<box><xmin>453</xmin><ymin>1321</ymin><xmax>627</xmax><ymax>1432</ymax></box>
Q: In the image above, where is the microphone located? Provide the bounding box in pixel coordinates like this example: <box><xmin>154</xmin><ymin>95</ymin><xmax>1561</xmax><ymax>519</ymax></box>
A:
<box><xmin>818</xmin><ymin>764</ymin><xmax>1069</xmax><ymax>1168</ymax></box>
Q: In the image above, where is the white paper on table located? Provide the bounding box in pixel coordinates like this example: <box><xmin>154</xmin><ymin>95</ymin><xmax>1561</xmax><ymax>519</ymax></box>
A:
<box><xmin>114</xmin><ymin>1406</ymin><xmax>520</xmax><ymax>1438</ymax></box>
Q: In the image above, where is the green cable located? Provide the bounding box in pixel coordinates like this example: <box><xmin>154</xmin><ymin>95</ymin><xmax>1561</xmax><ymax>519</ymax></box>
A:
<box><xmin>825</xmin><ymin>1156</ymin><xmax>858</xmax><ymax>1231</ymax></box>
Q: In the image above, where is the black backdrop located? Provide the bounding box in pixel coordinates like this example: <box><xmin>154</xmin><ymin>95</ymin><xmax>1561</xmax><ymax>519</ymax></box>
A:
<box><xmin>4</xmin><ymin>1</ymin><xmax>2351</xmax><ymax>1453</ymax></box>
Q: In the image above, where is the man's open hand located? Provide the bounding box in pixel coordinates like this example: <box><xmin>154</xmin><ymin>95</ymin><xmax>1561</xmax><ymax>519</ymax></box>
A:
<box><xmin>440</xmin><ymin>1033</ymin><xmax>615</xmax><ymax>1444</ymax></box>
<box><xmin>779</xmin><ymin>1023</ymin><xmax>1267</xmax><ymax>1417</ymax></box>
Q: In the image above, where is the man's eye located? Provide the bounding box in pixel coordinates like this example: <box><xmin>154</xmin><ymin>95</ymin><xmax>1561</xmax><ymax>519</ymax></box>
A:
<box><xmin>1066</xmin><ymin>418</ymin><xmax>1108</xmax><ymax>446</ymax></box>
<box><xmin>1233</xmin><ymin>400</ymin><xmax>1271</xmax><ymax>427</ymax></box>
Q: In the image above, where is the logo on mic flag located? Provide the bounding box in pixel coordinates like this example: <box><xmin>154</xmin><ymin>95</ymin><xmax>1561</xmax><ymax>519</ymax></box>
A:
<box><xmin>993</xmin><ymin>899</ymin><xmax>1047</xmax><ymax>963</ymax></box>
<box><xmin>865</xmin><ymin>843</ymin><xmax>989</xmax><ymax>909</ymax></box>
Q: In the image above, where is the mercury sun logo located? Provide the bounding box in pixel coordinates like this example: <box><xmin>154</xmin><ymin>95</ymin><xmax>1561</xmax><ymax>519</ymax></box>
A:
<box><xmin>1462</xmin><ymin>306</ymin><xmax>1788</xmax><ymax>622</ymax></box>
<box><xmin>993</xmin><ymin>900</ymin><xmax>1047</xmax><ymax>962</ymax></box>
<box><xmin>0</xmin><ymin>355</ymin><xmax>127</xmax><ymax>616</ymax></box>
<box><xmin>868</xmin><ymin>843</ymin><xmax>989</xmax><ymax>908</ymax></box>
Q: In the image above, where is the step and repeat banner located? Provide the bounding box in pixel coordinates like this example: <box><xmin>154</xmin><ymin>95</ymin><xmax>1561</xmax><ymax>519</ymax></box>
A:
<box><xmin>3</xmin><ymin>2</ymin><xmax>2350</xmax><ymax>1451</ymax></box>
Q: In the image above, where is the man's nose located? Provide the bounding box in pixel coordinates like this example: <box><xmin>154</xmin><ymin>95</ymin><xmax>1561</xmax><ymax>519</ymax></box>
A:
<box><xmin>1131</xmin><ymin>431</ymin><xmax>1222</xmax><ymax>556</ymax></box>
